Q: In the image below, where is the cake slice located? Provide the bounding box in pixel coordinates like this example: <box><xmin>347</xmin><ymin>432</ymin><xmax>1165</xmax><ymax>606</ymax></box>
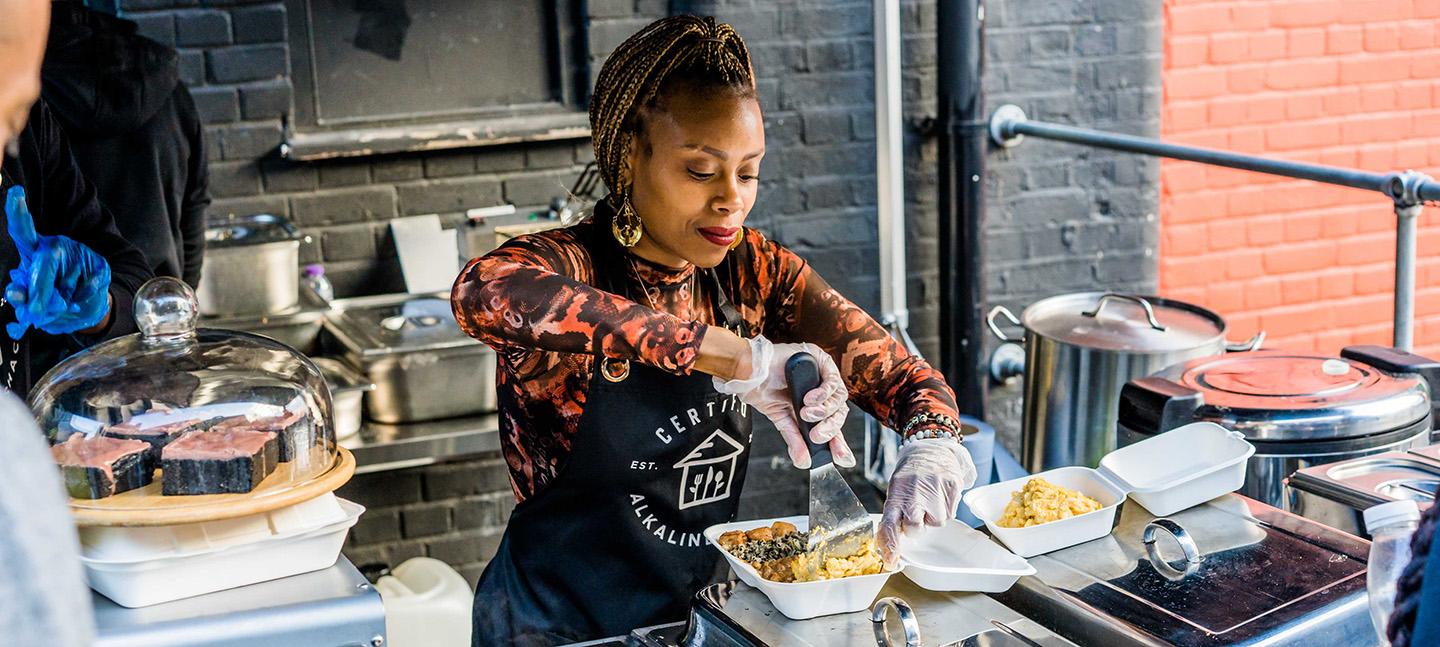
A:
<box><xmin>50</xmin><ymin>434</ymin><xmax>155</xmax><ymax>499</ymax></box>
<box><xmin>103</xmin><ymin>418</ymin><xmax>207</xmax><ymax>459</ymax></box>
<box><xmin>208</xmin><ymin>409</ymin><xmax>311</xmax><ymax>462</ymax></box>
<box><xmin>160</xmin><ymin>429</ymin><xmax>279</xmax><ymax>495</ymax></box>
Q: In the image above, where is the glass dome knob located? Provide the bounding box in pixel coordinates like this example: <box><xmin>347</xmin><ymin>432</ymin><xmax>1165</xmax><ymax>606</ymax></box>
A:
<box><xmin>135</xmin><ymin>277</ymin><xmax>199</xmax><ymax>340</ymax></box>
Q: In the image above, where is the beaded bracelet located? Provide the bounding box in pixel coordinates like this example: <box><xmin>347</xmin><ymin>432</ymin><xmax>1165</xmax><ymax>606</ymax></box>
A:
<box><xmin>900</xmin><ymin>412</ymin><xmax>963</xmax><ymax>444</ymax></box>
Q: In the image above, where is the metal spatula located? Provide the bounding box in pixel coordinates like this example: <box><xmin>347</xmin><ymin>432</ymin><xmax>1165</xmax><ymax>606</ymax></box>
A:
<box><xmin>785</xmin><ymin>352</ymin><xmax>874</xmax><ymax>580</ymax></box>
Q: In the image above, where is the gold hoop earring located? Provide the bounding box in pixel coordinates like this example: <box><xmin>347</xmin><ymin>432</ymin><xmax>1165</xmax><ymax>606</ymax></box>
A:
<box><xmin>612</xmin><ymin>195</ymin><xmax>642</xmax><ymax>247</ymax></box>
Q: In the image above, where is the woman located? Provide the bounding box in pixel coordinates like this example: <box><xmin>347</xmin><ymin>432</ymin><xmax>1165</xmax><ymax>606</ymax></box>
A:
<box><xmin>452</xmin><ymin>15</ymin><xmax>975</xmax><ymax>646</ymax></box>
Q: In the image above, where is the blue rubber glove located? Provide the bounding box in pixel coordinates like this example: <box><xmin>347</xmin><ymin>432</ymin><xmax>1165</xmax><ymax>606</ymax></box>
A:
<box><xmin>5</xmin><ymin>186</ymin><xmax>111</xmax><ymax>340</ymax></box>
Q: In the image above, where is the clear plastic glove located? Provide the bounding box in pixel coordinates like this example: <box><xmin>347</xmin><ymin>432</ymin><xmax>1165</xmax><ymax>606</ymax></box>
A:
<box><xmin>4</xmin><ymin>186</ymin><xmax>111</xmax><ymax>340</ymax></box>
<box><xmin>713</xmin><ymin>334</ymin><xmax>854</xmax><ymax>469</ymax></box>
<box><xmin>877</xmin><ymin>438</ymin><xmax>977</xmax><ymax>569</ymax></box>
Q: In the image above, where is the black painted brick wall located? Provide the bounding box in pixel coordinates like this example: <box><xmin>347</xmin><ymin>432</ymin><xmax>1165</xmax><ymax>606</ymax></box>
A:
<box><xmin>112</xmin><ymin>0</ymin><xmax>1160</xmax><ymax>586</ymax></box>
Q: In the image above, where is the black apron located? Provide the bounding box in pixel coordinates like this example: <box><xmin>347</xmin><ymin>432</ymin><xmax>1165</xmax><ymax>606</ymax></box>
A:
<box><xmin>472</xmin><ymin>224</ymin><xmax>753</xmax><ymax>646</ymax></box>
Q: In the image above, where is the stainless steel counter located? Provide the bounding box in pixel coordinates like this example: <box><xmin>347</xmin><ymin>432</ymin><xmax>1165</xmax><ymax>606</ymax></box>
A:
<box><xmin>93</xmin><ymin>557</ymin><xmax>386</xmax><ymax>647</ymax></box>
<box><xmin>609</xmin><ymin>578</ymin><xmax>1076</xmax><ymax>647</ymax></box>
<box><xmin>345</xmin><ymin>413</ymin><xmax>499</xmax><ymax>474</ymax></box>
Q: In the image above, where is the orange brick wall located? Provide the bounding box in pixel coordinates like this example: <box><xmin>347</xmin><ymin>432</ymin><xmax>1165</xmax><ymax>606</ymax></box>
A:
<box><xmin>1159</xmin><ymin>0</ymin><xmax>1440</xmax><ymax>358</ymax></box>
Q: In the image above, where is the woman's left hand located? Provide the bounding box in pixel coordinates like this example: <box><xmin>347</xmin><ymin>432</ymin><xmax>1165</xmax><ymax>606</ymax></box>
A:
<box><xmin>876</xmin><ymin>438</ymin><xmax>977</xmax><ymax>569</ymax></box>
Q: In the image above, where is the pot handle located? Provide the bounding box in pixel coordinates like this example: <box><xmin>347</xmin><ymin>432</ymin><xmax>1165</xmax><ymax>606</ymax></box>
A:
<box><xmin>1082</xmin><ymin>294</ymin><xmax>1167</xmax><ymax>332</ymax></box>
<box><xmin>1225</xmin><ymin>331</ymin><xmax>1266</xmax><ymax>353</ymax></box>
<box><xmin>871</xmin><ymin>597</ymin><xmax>922</xmax><ymax>647</ymax></box>
<box><xmin>1143</xmin><ymin>519</ymin><xmax>1203</xmax><ymax>582</ymax></box>
<box><xmin>987</xmin><ymin>306</ymin><xmax>1023</xmax><ymax>342</ymax></box>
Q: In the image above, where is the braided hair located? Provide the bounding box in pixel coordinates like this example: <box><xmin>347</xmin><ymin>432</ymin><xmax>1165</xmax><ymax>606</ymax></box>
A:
<box><xmin>1390</xmin><ymin>500</ymin><xmax>1440</xmax><ymax>646</ymax></box>
<box><xmin>588</xmin><ymin>15</ymin><xmax>756</xmax><ymax>213</ymax></box>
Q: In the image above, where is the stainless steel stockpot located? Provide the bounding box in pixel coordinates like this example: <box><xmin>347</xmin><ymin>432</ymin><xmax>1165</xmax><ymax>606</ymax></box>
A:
<box><xmin>988</xmin><ymin>292</ymin><xmax>1244</xmax><ymax>471</ymax></box>
<box><xmin>198</xmin><ymin>214</ymin><xmax>302</xmax><ymax>317</ymax></box>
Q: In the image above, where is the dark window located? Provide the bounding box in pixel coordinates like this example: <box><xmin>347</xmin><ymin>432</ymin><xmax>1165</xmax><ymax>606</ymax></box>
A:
<box><xmin>283</xmin><ymin>0</ymin><xmax>589</xmax><ymax>159</ymax></box>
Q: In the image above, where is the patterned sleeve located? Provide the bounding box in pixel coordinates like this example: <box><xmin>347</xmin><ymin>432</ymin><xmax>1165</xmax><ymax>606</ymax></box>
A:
<box><xmin>450</xmin><ymin>228</ymin><xmax>708</xmax><ymax>374</ymax></box>
<box><xmin>753</xmin><ymin>233</ymin><xmax>962</xmax><ymax>437</ymax></box>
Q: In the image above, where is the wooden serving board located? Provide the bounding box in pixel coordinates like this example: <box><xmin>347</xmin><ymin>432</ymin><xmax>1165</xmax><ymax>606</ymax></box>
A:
<box><xmin>69</xmin><ymin>446</ymin><xmax>355</xmax><ymax>527</ymax></box>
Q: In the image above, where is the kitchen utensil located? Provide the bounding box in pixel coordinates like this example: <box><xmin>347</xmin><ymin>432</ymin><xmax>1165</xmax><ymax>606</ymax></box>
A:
<box><xmin>964</xmin><ymin>422</ymin><xmax>1253</xmax><ymax>557</ymax></box>
<box><xmin>993</xmin><ymin>495</ymin><xmax>1376</xmax><ymax>646</ymax></box>
<box><xmin>987</xmin><ymin>292</ymin><xmax>1243</xmax><ymax>471</ymax></box>
<box><xmin>198</xmin><ymin>214</ymin><xmax>302</xmax><ymax>317</ymax></box>
<box><xmin>785</xmin><ymin>352</ymin><xmax>873</xmax><ymax>580</ymax></box>
<box><xmin>83</xmin><ymin>498</ymin><xmax>364</xmax><ymax>608</ymax></box>
<box><xmin>325</xmin><ymin>295</ymin><xmax>497</xmax><ymax>423</ymax></box>
<box><xmin>1289</xmin><ymin>450</ymin><xmax>1440</xmax><ymax>536</ymax></box>
<box><xmin>1119</xmin><ymin>345</ymin><xmax>1439</xmax><ymax>512</ymax></box>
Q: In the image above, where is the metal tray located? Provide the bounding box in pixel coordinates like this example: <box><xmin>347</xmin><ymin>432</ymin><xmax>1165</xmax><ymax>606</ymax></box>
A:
<box><xmin>326</xmin><ymin>294</ymin><xmax>496</xmax><ymax>424</ymax></box>
<box><xmin>1289</xmin><ymin>450</ymin><xmax>1440</xmax><ymax>535</ymax></box>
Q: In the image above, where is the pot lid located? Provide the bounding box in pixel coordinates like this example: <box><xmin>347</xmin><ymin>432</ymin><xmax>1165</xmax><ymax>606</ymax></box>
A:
<box><xmin>1173</xmin><ymin>351</ymin><xmax>1431</xmax><ymax>441</ymax></box>
<box><xmin>205</xmin><ymin>214</ymin><xmax>300</xmax><ymax>248</ymax></box>
<box><xmin>1022</xmin><ymin>292</ymin><xmax>1225</xmax><ymax>353</ymax></box>
<box><xmin>325</xmin><ymin>297</ymin><xmax>484</xmax><ymax>356</ymax></box>
<box><xmin>1021</xmin><ymin>496</ymin><xmax>1367</xmax><ymax>645</ymax></box>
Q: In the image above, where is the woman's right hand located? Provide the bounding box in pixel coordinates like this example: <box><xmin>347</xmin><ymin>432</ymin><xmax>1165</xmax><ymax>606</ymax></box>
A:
<box><xmin>712</xmin><ymin>334</ymin><xmax>855</xmax><ymax>469</ymax></box>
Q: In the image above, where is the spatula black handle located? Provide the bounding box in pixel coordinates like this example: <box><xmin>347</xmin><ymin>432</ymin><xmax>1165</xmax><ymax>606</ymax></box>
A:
<box><xmin>785</xmin><ymin>352</ymin><xmax>830</xmax><ymax>469</ymax></box>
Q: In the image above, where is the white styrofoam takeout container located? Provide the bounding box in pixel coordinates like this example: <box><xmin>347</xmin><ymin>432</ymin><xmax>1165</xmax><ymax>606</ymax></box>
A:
<box><xmin>705</xmin><ymin>513</ymin><xmax>1035</xmax><ymax>619</ymax></box>
<box><xmin>963</xmin><ymin>422</ymin><xmax>1254</xmax><ymax>558</ymax></box>
<box><xmin>79</xmin><ymin>492</ymin><xmax>349</xmax><ymax>564</ymax></box>
<box><xmin>896</xmin><ymin>521</ymin><xmax>1035</xmax><ymax>592</ymax></box>
<box><xmin>82</xmin><ymin>498</ymin><xmax>364</xmax><ymax>607</ymax></box>
<box><xmin>706</xmin><ymin>514</ymin><xmax>893</xmax><ymax>620</ymax></box>
<box><xmin>1098</xmin><ymin>421</ymin><xmax>1254</xmax><ymax>516</ymax></box>
<box><xmin>963</xmin><ymin>466</ymin><xmax>1128</xmax><ymax>558</ymax></box>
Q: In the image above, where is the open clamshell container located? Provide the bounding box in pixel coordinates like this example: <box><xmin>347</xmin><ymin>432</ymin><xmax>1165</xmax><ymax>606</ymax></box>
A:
<box><xmin>964</xmin><ymin>422</ymin><xmax>1254</xmax><ymax>557</ymax></box>
<box><xmin>29</xmin><ymin>278</ymin><xmax>352</xmax><ymax>526</ymax></box>
<box><xmin>705</xmin><ymin>514</ymin><xmax>1034</xmax><ymax>620</ymax></box>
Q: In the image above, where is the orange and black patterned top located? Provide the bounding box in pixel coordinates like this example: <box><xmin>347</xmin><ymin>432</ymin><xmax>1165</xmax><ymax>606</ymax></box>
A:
<box><xmin>451</xmin><ymin>218</ymin><xmax>961</xmax><ymax>503</ymax></box>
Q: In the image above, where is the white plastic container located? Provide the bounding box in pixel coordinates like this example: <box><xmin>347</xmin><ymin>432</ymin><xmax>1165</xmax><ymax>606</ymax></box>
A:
<box><xmin>375</xmin><ymin>557</ymin><xmax>473</xmax><ymax>647</ymax></box>
<box><xmin>82</xmin><ymin>498</ymin><xmax>364</xmax><ymax>607</ymax></box>
<box><xmin>897</xmin><ymin>521</ymin><xmax>1035</xmax><ymax>592</ymax></box>
<box><xmin>705</xmin><ymin>514</ymin><xmax>896</xmax><ymax>620</ymax></box>
<box><xmin>1098</xmin><ymin>421</ymin><xmax>1254</xmax><ymax>516</ymax></box>
<box><xmin>79</xmin><ymin>492</ymin><xmax>349</xmax><ymax>564</ymax></box>
<box><xmin>963</xmin><ymin>422</ymin><xmax>1254</xmax><ymax>558</ymax></box>
<box><xmin>706</xmin><ymin>513</ymin><xmax>1037</xmax><ymax>619</ymax></box>
<box><xmin>963</xmin><ymin>466</ymin><xmax>1128</xmax><ymax>558</ymax></box>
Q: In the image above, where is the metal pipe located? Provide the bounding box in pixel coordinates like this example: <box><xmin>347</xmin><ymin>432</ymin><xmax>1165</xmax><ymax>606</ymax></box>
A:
<box><xmin>937</xmin><ymin>0</ymin><xmax>988</xmax><ymax>417</ymax></box>
<box><xmin>991</xmin><ymin>104</ymin><xmax>1440</xmax><ymax>351</ymax></box>
<box><xmin>1396</xmin><ymin>204</ymin><xmax>1420</xmax><ymax>350</ymax></box>
<box><xmin>875</xmin><ymin>0</ymin><xmax>907</xmax><ymax>329</ymax></box>
<box><xmin>994</xmin><ymin>111</ymin><xmax>1393</xmax><ymax>193</ymax></box>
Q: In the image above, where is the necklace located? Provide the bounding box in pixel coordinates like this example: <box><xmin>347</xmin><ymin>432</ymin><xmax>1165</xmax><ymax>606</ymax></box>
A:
<box><xmin>628</xmin><ymin>255</ymin><xmax>697</xmax><ymax>317</ymax></box>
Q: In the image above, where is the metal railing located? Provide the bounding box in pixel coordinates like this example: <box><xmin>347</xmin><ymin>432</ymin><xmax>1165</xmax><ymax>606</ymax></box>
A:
<box><xmin>988</xmin><ymin>104</ymin><xmax>1440</xmax><ymax>351</ymax></box>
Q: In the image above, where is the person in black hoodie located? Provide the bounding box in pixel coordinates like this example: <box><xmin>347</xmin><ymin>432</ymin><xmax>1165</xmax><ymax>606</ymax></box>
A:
<box><xmin>42</xmin><ymin>0</ymin><xmax>209</xmax><ymax>287</ymax></box>
<box><xmin>0</xmin><ymin>0</ymin><xmax>153</xmax><ymax>396</ymax></box>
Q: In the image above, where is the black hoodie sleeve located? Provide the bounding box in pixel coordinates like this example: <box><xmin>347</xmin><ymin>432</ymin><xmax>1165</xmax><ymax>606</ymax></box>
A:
<box><xmin>175</xmin><ymin>85</ymin><xmax>208</xmax><ymax>288</ymax></box>
<box><xmin>32</xmin><ymin>100</ymin><xmax>152</xmax><ymax>339</ymax></box>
